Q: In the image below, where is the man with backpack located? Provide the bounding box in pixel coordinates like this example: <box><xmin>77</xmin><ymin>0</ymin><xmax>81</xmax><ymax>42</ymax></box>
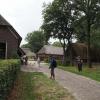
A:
<box><xmin>49</xmin><ymin>56</ymin><xmax>57</xmax><ymax>80</ymax></box>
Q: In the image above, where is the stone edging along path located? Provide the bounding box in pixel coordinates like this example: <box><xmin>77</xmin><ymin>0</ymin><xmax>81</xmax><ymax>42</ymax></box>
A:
<box><xmin>21</xmin><ymin>61</ymin><xmax>100</xmax><ymax>100</ymax></box>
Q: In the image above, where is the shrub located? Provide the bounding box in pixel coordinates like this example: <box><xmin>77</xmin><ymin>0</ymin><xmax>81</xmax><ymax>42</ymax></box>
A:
<box><xmin>44</xmin><ymin>58</ymin><xmax>49</xmax><ymax>63</ymax></box>
<box><xmin>10</xmin><ymin>51</ymin><xmax>20</xmax><ymax>59</ymax></box>
<box><xmin>0</xmin><ymin>59</ymin><xmax>21</xmax><ymax>100</ymax></box>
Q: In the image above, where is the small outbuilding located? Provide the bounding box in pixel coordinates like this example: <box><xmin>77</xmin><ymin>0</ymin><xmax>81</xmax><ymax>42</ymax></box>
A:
<box><xmin>21</xmin><ymin>48</ymin><xmax>36</xmax><ymax>59</ymax></box>
<box><xmin>37</xmin><ymin>45</ymin><xmax>64</xmax><ymax>61</ymax></box>
<box><xmin>67</xmin><ymin>43</ymin><xmax>100</xmax><ymax>63</ymax></box>
<box><xmin>70</xmin><ymin>43</ymin><xmax>87</xmax><ymax>61</ymax></box>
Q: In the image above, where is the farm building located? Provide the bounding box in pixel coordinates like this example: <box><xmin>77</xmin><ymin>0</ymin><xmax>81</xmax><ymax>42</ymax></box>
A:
<box><xmin>37</xmin><ymin>43</ymin><xmax>100</xmax><ymax>63</ymax></box>
<box><xmin>70</xmin><ymin>43</ymin><xmax>87</xmax><ymax>62</ymax></box>
<box><xmin>21</xmin><ymin>48</ymin><xmax>36</xmax><ymax>59</ymax></box>
<box><xmin>67</xmin><ymin>43</ymin><xmax>100</xmax><ymax>63</ymax></box>
<box><xmin>0</xmin><ymin>15</ymin><xmax>22</xmax><ymax>59</ymax></box>
<box><xmin>37</xmin><ymin>45</ymin><xmax>64</xmax><ymax>61</ymax></box>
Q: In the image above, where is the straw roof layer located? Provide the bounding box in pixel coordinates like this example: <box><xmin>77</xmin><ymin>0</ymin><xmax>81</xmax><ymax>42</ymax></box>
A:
<box><xmin>38</xmin><ymin>45</ymin><xmax>63</xmax><ymax>55</ymax></box>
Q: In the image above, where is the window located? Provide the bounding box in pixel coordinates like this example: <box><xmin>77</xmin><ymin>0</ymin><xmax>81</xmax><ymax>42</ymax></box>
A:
<box><xmin>0</xmin><ymin>42</ymin><xmax>6</xmax><ymax>59</ymax></box>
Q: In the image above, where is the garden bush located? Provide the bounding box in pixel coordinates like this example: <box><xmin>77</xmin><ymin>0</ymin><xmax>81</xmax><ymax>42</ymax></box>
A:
<box><xmin>44</xmin><ymin>58</ymin><xmax>49</xmax><ymax>63</ymax></box>
<box><xmin>0</xmin><ymin>59</ymin><xmax>21</xmax><ymax>100</ymax></box>
<box><xmin>56</xmin><ymin>60</ymin><xmax>63</xmax><ymax>66</ymax></box>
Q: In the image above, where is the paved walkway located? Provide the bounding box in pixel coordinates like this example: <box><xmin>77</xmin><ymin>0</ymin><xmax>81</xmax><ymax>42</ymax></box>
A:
<box><xmin>21</xmin><ymin>61</ymin><xmax>100</xmax><ymax>100</ymax></box>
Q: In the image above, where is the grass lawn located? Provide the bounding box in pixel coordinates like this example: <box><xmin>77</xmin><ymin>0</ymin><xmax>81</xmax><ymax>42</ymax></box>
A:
<box><xmin>7</xmin><ymin>72</ymin><xmax>75</xmax><ymax>100</ymax></box>
<box><xmin>58</xmin><ymin>65</ymin><xmax>100</xmax><ymax>82</ymax></box>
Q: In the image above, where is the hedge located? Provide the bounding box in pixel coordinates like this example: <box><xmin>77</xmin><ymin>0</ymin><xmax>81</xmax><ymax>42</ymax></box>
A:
<box><xmin>0</xmin><ymin>59</ymin><xmax>21</xmax><ymax>100</ymax></box>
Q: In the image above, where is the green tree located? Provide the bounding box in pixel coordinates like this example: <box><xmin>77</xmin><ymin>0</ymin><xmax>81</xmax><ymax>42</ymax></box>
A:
<box><xmin>91</xmin><ymin>28</ymin><xmax>100</xmax><ymax>47</ymax></box>
<box><xmin>52</xmin><ymin>41</ymin><xmax>62</xmax><ymax>47</ymax></box>
<box><xmin>42</xmin><ymin>0</ymin><xmax>76</xmax><ymax>65</ymax></box>
<box><xmin>21</xmin><ymin>44</ymin><xmax>30</xmax><ymax>48</ymax></box>
<box><xmin>74</xmin><ymin>17</ymin><xmax>88</xmax><ymax>43</ymax></box>
<box><xmin>25</xmin><ymin>31</ymin><xmax>45</xmax><ymax>53</ymax></box>
<box><xmin>73</xmin><ymin>0</ymin><xmax>100</xmax><ymax>67</ymax></box>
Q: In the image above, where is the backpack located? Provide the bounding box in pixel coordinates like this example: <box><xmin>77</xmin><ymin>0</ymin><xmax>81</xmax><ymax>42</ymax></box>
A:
<box><xmin>51</xmin><ymin>59</ymin><xmax>57</xmax><ymax>68</ymax></box>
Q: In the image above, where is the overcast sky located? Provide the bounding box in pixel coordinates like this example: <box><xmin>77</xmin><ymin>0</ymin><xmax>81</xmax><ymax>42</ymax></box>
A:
<box><xmin>0</xmin><ymin>0</ymin><xmax>53</xmax><ymax>45</ymax></box>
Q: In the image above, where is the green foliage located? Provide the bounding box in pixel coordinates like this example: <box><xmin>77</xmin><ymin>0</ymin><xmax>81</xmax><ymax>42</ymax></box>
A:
<box><xmin>74</xmin><ymin>0</ymin><xmax>100</xmax><ymax>44</ymax></box>
<box><xmin>56</xmin><ymin>60</ymin><xmax>63</xmax><ymax>66</ymax></box>
<box><xmin>44</xmin><ymin>58</ymin><xmax>49</xmax><ymax>63</ymax></box>
<box><xmin>91</xmin><ymin>28</ymin><xmax>100</xmax><ymax>47</ymax></box>
<box><xmin>52</xmin><ymin>41</ymin><xmax>62</xmax><ymax>47</ymax></box>
<box><xmin>25</xmin><ymin>31</ymin><xmax>45</xmax><ymax>53</ymax></box>
<box><xmin>42</xmin><ymin>0</ymin><xmax>75</xmax><ymax>41</ymax></box>
<box><xmin>21</xmin><ymin>44</ymin><xmax>30</xmax><ymax>48</ymax></box>
<box><xmin>74</xmin><ymin>17</ymin><xmax>88</xmax><ymax>43</ymax></box>
<box><xmin>42</xmin><ymin>0</ymin><xmax>77</xmax><ymax>65</ymax></box>
<box><xmin>0</xmin><ymin>60</ymin><xmax>21</xmax><ymax>100</ymax></box>
<box><xmin>11</xmin><ymin>51</ymin><xmax>20</xmax><ymax>59</ymax></box>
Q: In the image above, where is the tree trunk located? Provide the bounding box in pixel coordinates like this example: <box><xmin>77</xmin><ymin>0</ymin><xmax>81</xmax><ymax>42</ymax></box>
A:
<box><xmin>87</xmin><ymin>0</ymin><xmax>92</xmax><ymax>68</ymax></box>
<box><xmin>87</xmin><ymin>20</ymin><xmax>92</xmax><ymax>68</ymax></box>
<box><xmin>60</xmin><ymin>39</ymin><xmax>68</xmax><ymax>65</ymax></box>
<box><xmin>63</xmin><ymin>47</ymin><xmax>67</xmax><ymax>65</ymax></box>
<box><xmin>68</xmin><ymin>40</ymin><xmax>73</xmax><ymax>66</ymax></box>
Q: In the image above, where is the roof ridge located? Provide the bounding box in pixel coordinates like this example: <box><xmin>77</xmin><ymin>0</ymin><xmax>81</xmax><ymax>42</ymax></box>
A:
<box><xmin>0</xmin><ymin>14</ymin><xmax>11</xmax><ymax>26</ymax></box>
<box><xmin>38</xmin><ymin>45</ymin><xmax>63</xmax><ymax>55</ymax></box>
<box><xmin>0</xmin><ymin>14</ymin><xmax>22</xmax><ymax>45</ymax></box>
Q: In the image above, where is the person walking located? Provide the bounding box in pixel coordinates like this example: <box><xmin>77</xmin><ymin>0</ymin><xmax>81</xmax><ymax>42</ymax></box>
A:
<box><xmin>25</xmin><ymin>55</ymin><xmax>28</xmax><ymax>65</ymax></box>
<box><xmin>37</xmin><ymin>57</ymin><xmax>40</xmax><ymax>67</ymax></box>
<box><xmin>49</xmin><ymin>57</ymin><xmax>57</xmax><ymax>80</ymax></box>
<box><xmin>76</xmin><ymin>56</ymin><xmax>83</xmax><ymax>72</ymax></box>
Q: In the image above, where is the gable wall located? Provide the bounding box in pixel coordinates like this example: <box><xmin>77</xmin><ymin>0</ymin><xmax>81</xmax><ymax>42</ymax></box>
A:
<box><xmin>0</xmin><ymin>26</ymin><xmax>18</xmax><ymax>58</ymax></box>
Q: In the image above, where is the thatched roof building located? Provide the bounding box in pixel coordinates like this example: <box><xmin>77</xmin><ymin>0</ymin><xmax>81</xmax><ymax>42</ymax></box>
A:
<box><xmin>21</xmin><ymin>48</ymin><xmax>36</xmax><ymax>59</ymax></box>
<box><xmin>71</xmin><ymin>43</ymin><xmax>87</xmax><ymax>60</ymax></box>
<box><xmin>38</xmin><ymin>45</ymin><xmax>63</xmax><ymax>55</ymax></box>
<box><xmin>37</xmin><ymin>45</ymin><xmax>63</xmax><ymax>60</ymax></box>
<box><xmin>68</xmin><ymin>43</ymin><xmax>100</xmax><ymax>62</ymax></box>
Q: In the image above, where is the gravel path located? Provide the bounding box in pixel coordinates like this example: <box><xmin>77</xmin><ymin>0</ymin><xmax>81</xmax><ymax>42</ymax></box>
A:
<box><xmin>21</xmin><ymin>61</ymin><xmax>100</xmax><ymax>100</ymax></box>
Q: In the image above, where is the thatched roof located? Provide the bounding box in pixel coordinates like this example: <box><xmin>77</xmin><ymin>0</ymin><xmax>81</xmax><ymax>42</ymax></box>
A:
<box><xmin>0</xmin><ymin>15</ymin><xmax>22</xmax><ymax>45</ymax></box>
<box><xmin>21</xmin><ymin>48</ymin><xmax>36</xmax><ymax>57</ymax></box>
<box><xmin>38</xmin><ymin>45</ymin><xmax>63</xmax><ymax>55</ymax></box>
<box><xmin>67</xmin><ymin>43</ymin><xmax>100</xmax><ymax>62</ymax></box>
<box><xmin>0</xmin><ymin>15</ymin><xmax>11</xmax><ymax>26</ymax></box>
<box><xmin>71</xmin><ymin>43</ymin><xmax>87</xmax><ymax>59</ymax></box>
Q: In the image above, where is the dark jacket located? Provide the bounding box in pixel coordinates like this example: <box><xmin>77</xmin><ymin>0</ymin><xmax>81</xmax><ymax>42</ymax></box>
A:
<box><xmin>50</xmin><ymin>58</ymin><xmax>57</xmax><ymax>68</ymax></box>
